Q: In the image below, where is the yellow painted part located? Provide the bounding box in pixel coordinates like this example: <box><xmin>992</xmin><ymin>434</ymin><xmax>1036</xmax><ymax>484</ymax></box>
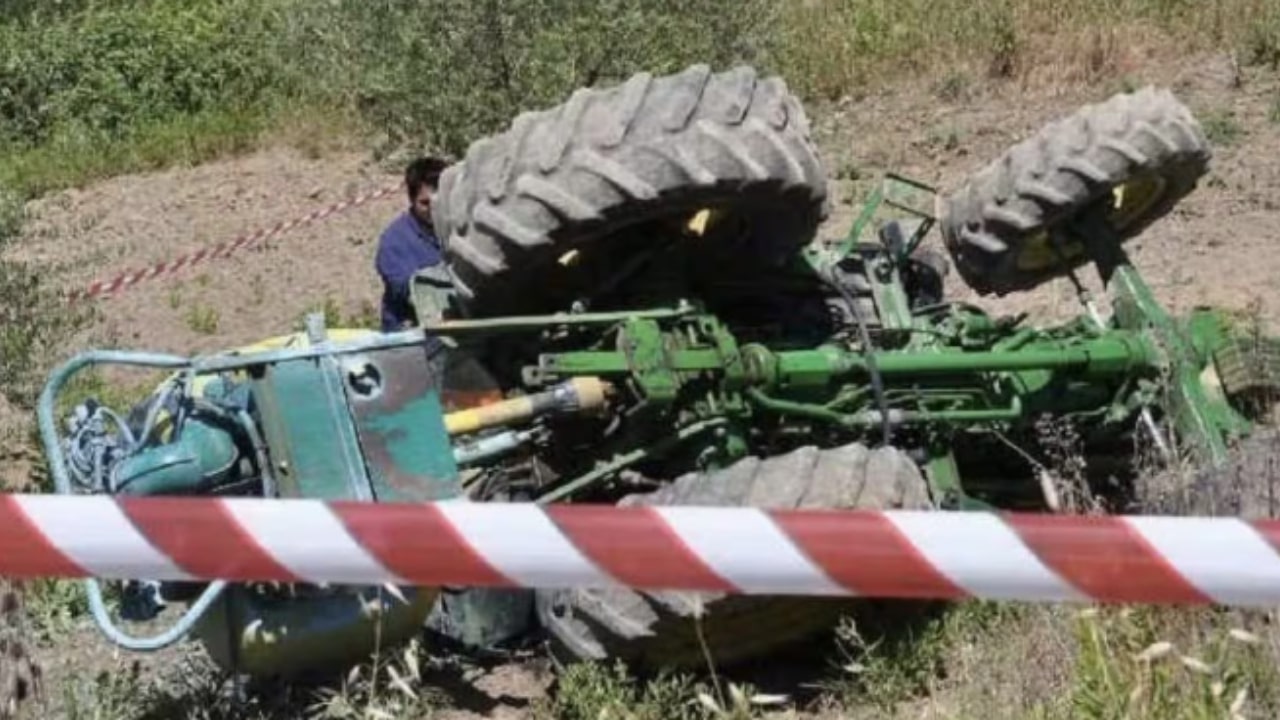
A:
<box><xmin>1015</xmin><ymin>230</ymin><xmax>1084</xmax><ymax>271</ymax></box>
<box><xmin>1108</xmin><ymin>173</ymin><xmax>1166</xmax><ymax>231</ymax></box>
<box><xmin>687</xmin><ymin>208</ymin><xmax>712</xmax><ymax>236</ymax></box>
<box><xmin>1014</xmin><ymin>174</ymin><xmax>1167</xmax><ymax>274</ymax></box>
<box><xmin>685</xmin><ymin>207</ymin><xmax>727</xmax><ymax>237</ymax></box>
<box><xmin>442</xmin><ymin>378</ymin><xmax>610</xmax><ymax>435</ymax></box>
<box><xmin>189</xmin><ymin>327</ymin><xmax>379</xmax><ymax>395</ymax></box>
<box><xmin>444</xmin><ymin>396</ymin><xmax>535</xmax><ymax>435</ymax></box>
<box><xmin>569</xmin><ymin>377</ymin><xmax>609</xmax><ymax>411</ymax></box>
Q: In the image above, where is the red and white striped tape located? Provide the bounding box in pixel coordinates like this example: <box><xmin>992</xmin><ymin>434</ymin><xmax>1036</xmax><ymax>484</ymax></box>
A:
<box><xmin>66</xmin><ymin>182</ymin><xmax>402</xmax><ymax>303</ymax></box>
<box><xmin>3</xmin><ymin>494</ymin><xmax>1279</xmax><ymax>606</ymax></box>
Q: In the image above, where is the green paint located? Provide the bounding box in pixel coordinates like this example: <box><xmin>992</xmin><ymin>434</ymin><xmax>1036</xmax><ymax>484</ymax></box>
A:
<box><xmin>923</xmin><ymin>448</ymin><xmax>991</xmax><ymax>511</ymax></box>
<box><xmin>537</xmin><ymin>419</ymin><xmax>727</xmax><ymax>503</ymax></box>
<box><xmin>1108</xmin><ymin>262</ymin><xmax>1244</xmax><ymax>464</ymax></box>
<box><xmin>867</xmin><ymin>253</ymin><xmax>915</xmax><ymax>337</ymax></box>
<box><xmin>358</xmin><ymin>392</ymin><xmax>460</xmax><ymax>501</ymax></box>
<box><xmin>808</xmin><ymin>172</ymin><xmax>939</xmax><ymax>274</ymax></box>
<box><xmin>425</xmin><ymin>305</ymin><xmax>694</xmax><ymax>335</ymax></box>
<box><xmin>113</xmin><ymin>415</ymin><xmax>241</xmax><ymax>495</ymax></box>
<box><xmin>251</xmin><ymin>357</ymin><xmax>372</xmax><ymax>501</ymax></box>
<box><xmin>864</xmin><ymin>336</ymin><xmax>1152</xmax><ymax>376</ymax></box>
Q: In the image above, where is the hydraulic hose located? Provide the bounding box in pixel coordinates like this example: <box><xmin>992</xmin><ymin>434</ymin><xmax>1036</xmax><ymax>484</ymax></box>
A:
<box><xmin>37</xmin><ymin>350</ymin><xmax>228</xmax><ymax>652</ymax></box>
<box><xmin>87</xmin><ymin>579</ymin><xmax>228</xmax><ymax>652</ymax></box>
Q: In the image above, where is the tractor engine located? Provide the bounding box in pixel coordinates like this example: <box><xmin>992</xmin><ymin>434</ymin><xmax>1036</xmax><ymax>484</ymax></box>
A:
<box><xmin>47</xmin><ymin>321</ymin><xmax>465</xmax><ymax>678</ymax></box>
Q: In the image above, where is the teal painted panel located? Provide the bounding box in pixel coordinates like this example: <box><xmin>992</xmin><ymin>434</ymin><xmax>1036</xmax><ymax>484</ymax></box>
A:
<box><xmin>345</xmin><ymin>344</ymin><xmax>461</xmax><ymax>502</ymax></box>
<box><xmin>251</xmin><ymin>358</ymin><xmax>373</xmax><ymax>501</ymax></box>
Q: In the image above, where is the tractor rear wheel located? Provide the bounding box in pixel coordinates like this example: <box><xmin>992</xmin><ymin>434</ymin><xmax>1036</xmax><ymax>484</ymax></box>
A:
<box><xmin>939</xmin><ymin>86</ymin><xmax>1211</xmax><ymax>296</ymax></box>
<box><xmin>433</xmin><ymin>64</ymin><xmax>829</xmax><ymax>318</ymax></box>
<box><xmin>535</xmin><ymin>442</ymin><xmax>936</xmax><ymax>672</ymax></box>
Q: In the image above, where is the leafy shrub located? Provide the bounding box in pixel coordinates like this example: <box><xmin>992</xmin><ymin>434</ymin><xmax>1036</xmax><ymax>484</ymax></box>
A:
<box><xmin>0</xmin><ymin>0</ymin><xmax>290</xmax><ymax>153</ymax></box>
<box><xmin>285</xmin><ymin>0</ymin><xmax>777</xmax><ymax>158</ymax></box>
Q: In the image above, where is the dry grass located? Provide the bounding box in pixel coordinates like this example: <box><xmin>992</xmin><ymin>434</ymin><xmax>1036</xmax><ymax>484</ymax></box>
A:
<box><xmin>820</xmin><ymin>603</ymin><xmax>1280</xmax><ymax>720</ymax></box>
<box><xmin>771</xmin><ymin>0</ymin><xmax>1280</xmax><ymax>101</ymax></box>
<box><xmin>0</xmin><ymin>584</ymin><xmax>39</xmax><ymax>720</ymax></box>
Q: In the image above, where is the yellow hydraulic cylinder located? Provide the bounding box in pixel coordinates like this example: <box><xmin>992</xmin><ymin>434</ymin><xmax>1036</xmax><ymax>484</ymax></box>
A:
<box><xmin>444</xmin><ymin>377</ymin><xmax>610</xmax><ymax>435</ymax></box>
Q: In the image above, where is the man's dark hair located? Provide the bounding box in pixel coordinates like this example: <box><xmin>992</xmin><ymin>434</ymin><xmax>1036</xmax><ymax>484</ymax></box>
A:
<box><xmin>406</xmin><ymin>156</ymin><xmax>449</xmax><ymax>200</ymax></box>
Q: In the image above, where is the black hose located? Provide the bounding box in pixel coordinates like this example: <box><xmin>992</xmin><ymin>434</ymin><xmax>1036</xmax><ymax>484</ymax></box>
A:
<box><xmin>824</xmin><ymin>265</ymin><xmax>892</xmax><ymax>447</ymax></box>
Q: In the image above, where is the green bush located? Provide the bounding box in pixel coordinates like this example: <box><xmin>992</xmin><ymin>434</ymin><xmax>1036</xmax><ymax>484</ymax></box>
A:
<box><xmin>0</xmin><ymin>0</ymin><xmax>290</xmax><ymax>157</ymax></box>
<box><xmin>285</xmin><ymin>0</ymin><xmax>777</xmax><ymax>158</ymax></box>
<box><xmin>1</xmin><ymin>0</ymin><xmax>1274</xmax><ymax>200</ymax></box>
<box><xmin>0</xmin><ymin>0</ymin><xmax>778</xmax><ymax>194</ymax></box>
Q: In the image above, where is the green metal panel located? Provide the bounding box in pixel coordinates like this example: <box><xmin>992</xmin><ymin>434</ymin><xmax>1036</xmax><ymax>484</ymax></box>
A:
<box><xmin>250</xmin><ymin>357</ymin><xmax>373</xmax><ymax>501</ymax></box>
<box><xmin>343</xmin><ymin>344</ymin><xmax>460</xmax><ymax>502</ymax></box>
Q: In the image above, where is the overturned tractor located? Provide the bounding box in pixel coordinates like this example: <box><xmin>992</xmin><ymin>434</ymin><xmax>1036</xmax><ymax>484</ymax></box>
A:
<box><xmin>39</xmin><ymin>65</ymin><xmax>1280</xmax><ymax>680</ymax></box>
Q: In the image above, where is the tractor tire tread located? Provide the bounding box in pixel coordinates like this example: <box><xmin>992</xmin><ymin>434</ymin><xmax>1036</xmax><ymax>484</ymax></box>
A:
<box><xmin>939</xmin><ymin>85</ymin><xmax>1211</xmax><ymax>296</ymax></box>
<box><xmin>536</xmin><ymin>443</ymin><xmax>932</xmax><ymax>671</ymax></box>
<box><xmin>433</xmin><ymin>64</ymin><xmax>828</xmax><ymax>317</ymax></box>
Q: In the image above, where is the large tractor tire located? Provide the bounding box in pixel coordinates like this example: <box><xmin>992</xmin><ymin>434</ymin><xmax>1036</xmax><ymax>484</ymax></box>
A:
<box><xmin>433</xmin><ymin>64</ymin><xmax>829</xmax><ymax>318</ymax></box>
<box><xmin>939</xmin><ymin>86</ymin><xmax>1211</xmax><ymax>296</ymax></box>
<box><xmin>535</xmin><ymin>442</ymin><xmax>936</xmax><ymax>672</ymax></box>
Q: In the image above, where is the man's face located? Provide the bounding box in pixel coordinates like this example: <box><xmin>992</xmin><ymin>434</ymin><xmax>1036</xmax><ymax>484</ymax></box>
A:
<box><xmin>411</xmin><ymin>184</ymin><xmax>435</xmax><ymax>225</ymax></box>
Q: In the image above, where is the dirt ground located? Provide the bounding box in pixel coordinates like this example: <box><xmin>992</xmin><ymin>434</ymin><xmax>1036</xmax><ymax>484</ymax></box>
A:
<box><xmin>4</xmin><ymin>49</ymin><xmax>1280</xmax><ymax>718</ymax></box>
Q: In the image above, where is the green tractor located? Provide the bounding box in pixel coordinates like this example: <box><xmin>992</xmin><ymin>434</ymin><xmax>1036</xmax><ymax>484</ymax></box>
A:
<box><xmin>39</xmin><ymin>65</ymin><xmax>1280</xmax><ymax>681</ymax></box>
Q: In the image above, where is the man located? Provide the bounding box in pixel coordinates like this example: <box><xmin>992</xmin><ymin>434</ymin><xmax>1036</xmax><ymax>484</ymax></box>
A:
<box><xmin>375</xmin><ymin>156</ymin><xmax>449</xmax><ymax>332</ymax></box>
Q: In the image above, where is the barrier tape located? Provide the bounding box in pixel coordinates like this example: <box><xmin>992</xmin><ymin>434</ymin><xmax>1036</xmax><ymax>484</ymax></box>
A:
<box><xmin>3</xmin><ymin>493</ymin><xmax>1280</xmax><ymax>607</ymax></box>
<box><xmin>65</xmin><ymin>182</ymin><xmax>402</xmax><ymax>303</ymax></box>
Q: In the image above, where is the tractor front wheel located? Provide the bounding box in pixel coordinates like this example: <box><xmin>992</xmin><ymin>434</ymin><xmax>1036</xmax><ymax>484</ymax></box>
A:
<box><xmin>939</xmin><ymin>86</ymin><xmax>1211</xmax><ymax>296</ymax></box>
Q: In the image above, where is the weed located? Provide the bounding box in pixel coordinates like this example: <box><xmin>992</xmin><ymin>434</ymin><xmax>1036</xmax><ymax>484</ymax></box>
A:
<box><xmin>1269</xmin><ymin>94</ymin><xmax>1280</xmax><ymax>125</ymax></box>
<box><xmin>822</xmin><ymin>602</ymin><xmax>1002</xmax><ymax>711</ymax></box>
<box><xmin>249</xmin><ymin>274</ymin><xmax>266</xmax><ymax>307</ymax></box>
<box><xmin>1065</xmin><ymin>606</ymin><xmax>1280</xmax><ymax>719</ymax></box>
<box><xmin>926</xmin><ymin>125</ymin><xmax>964</xmax><ymax>152</ymax></box>
<box><xmin>0</xmin><ymin>186</ymin><xmax>21</xmax><ymax>241</ymax></box>
<box><xmin>4</xmin><ymin>0</ymin><xmax>1277</xmax><ymax>199</ymax></box>
<box><xmin>1</xmin><ymin>583</ymin><xmax>41</xmax><ymax>720</ymax></box>
<box><xmin>58</xmin><ymin>665</ymin><xmax>143</xmax><ymax>720</ymax></box>
<box><xmin>1242</xmin><ymin>11</ymin><xmax>1280</xmax><ymax>68</ymax></box>
<box><xmin>296</xmin><ymin>295</ymin><xmax>376</xmax><ymax>331</ymax></box>
<box><xmin>186</xmin><ymin>304</ymin><xmax>219</xmax><ymax>334</ymax></box>
<box><xmin>0</xmin><ymin>187</ymin><xmax>92</xmax><ymax>408</ymax></box>
<box><xmin>541</xmin><ymin>660</ymin><xmax>726</xmax><ymax>720</ymax></box>
<box><xmin>934</xmin><ymin>72</ymin><xmax>971</xmax><ymax>102</ymax></box>
<box><xmin>350</xmin><ymin>300</ymin><xmax>379</xmax><ymax>330</ymax></box>
<box><xmin>306</xmin><ymin>637</ymin><xmax>444</xmax><ymax>720</ymax></box>
<box><xmin>987</xmin><ymin>8</ymin><xmax>1020</xmax><ymax>79</ymax></box>
<box><xmin>1201</xmin><ymin>109</ymin><xmax>1244</xmax><ymax>146</ymax></box>
<box><xmin>22</xmin><ymin>579</ymin><xmax>89</xmax><ymax>644</ymax></box>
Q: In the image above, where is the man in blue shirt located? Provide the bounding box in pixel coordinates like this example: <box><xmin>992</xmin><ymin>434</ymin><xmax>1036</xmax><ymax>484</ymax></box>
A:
<box><xmin>376</xmin><ymin>157</ymin><xmax>450</xmax><ymax>332</ymax></box>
